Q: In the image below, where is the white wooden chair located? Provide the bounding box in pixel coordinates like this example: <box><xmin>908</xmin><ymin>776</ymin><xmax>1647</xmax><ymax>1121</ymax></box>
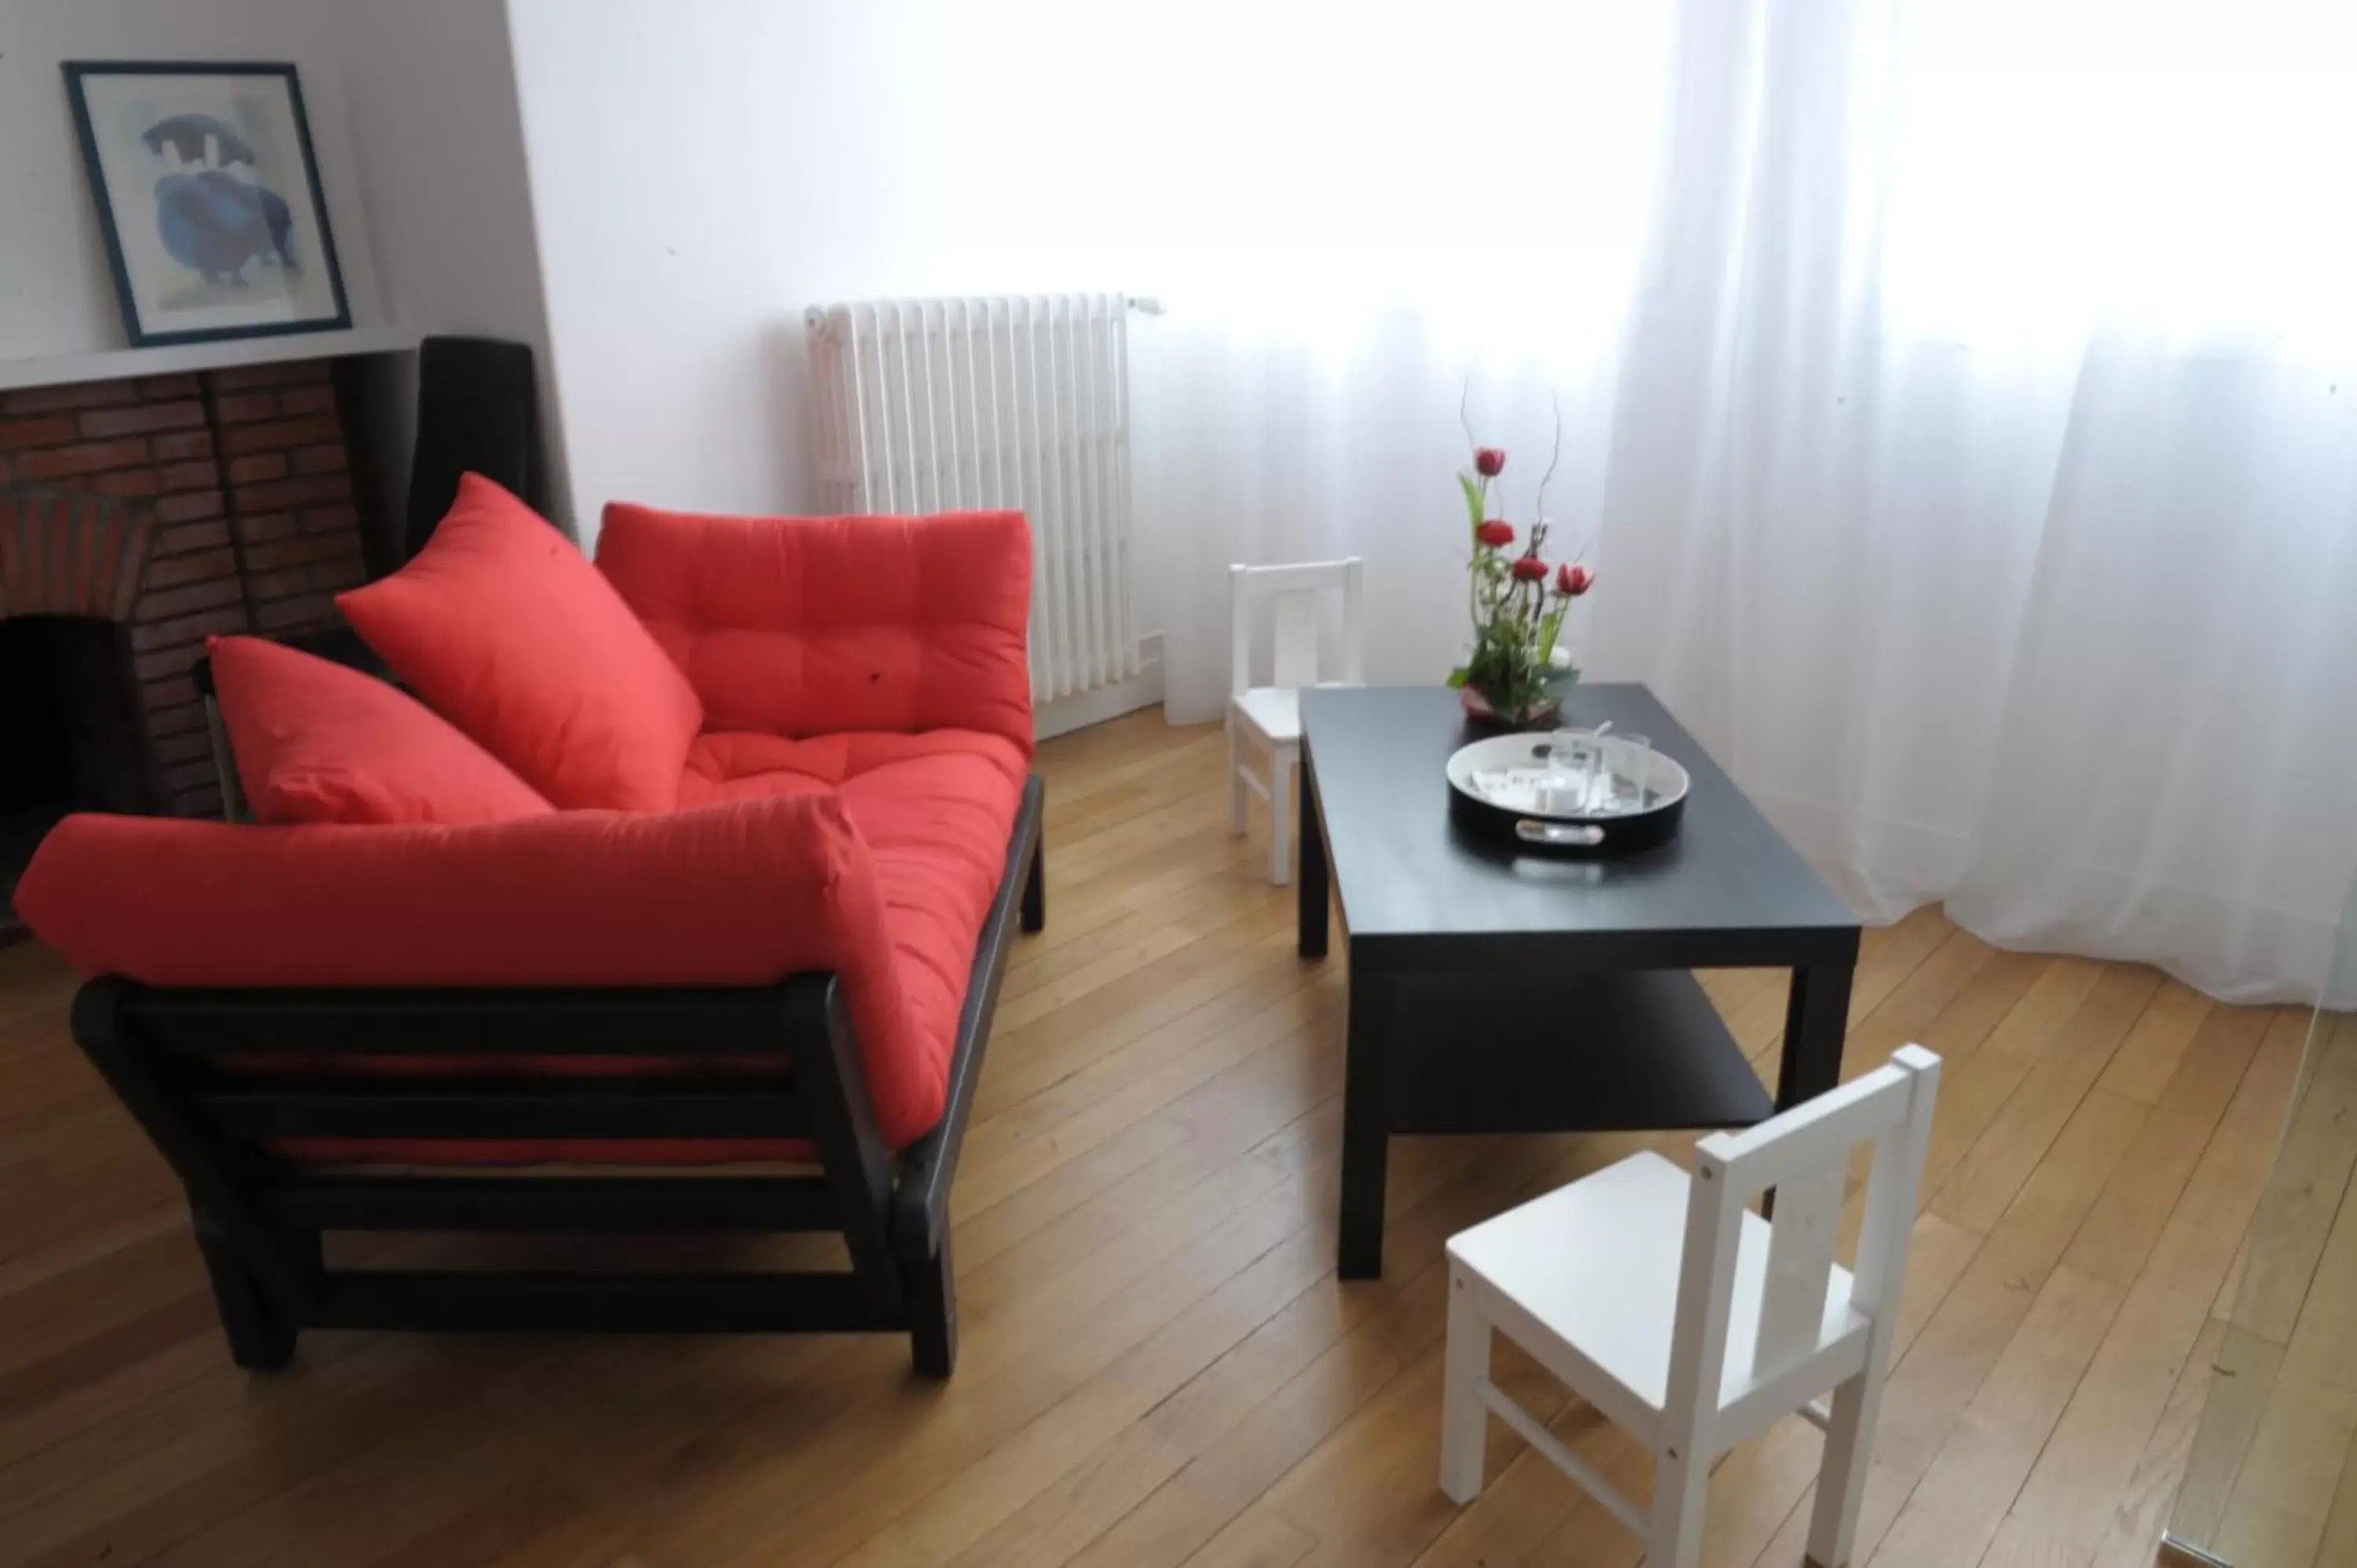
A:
<box><xmin>1226</xmin><ymin>558</ymin><xmax>1364</xmax><ymax>885</ymax></box>
<box><xmin>1441</xmin><ymin>1046</ymin><xmax>1942</xmax><ymax>1568</ymax></box>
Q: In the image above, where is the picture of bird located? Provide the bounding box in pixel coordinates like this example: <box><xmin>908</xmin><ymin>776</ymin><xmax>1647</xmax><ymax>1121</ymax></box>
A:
<box><xmin>68</xmin><ymin>63</ymin><xmax>350</xmax><ymax>344</ymax></box>
<box><xmin>153</xmin><ymin>170</ymin><xmax>295</xmax><ymax>285</ymax></box>
<box><xmin>141</xmin><ymin>110</ymin><xmax>297</xmax><ymax>290</ymax></box>
<box><xmin>140</xmin><ymin>113</ymin><xmax>257</xmax><ymax>169</ymax></box>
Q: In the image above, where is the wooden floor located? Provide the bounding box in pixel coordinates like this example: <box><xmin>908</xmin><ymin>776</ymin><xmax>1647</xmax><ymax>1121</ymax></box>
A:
<box><xmin>2166</xmin><ymin>1010</ymin><xmax>2357</xmax><ymax>1568</ymax></box>
<box><xmin>0</xmin><ymin>710</ymin><xmax>2316</xmax><ymax>1568</ymax></box>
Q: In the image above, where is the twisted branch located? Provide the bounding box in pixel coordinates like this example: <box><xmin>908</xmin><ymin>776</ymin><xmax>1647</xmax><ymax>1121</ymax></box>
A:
<box><xmin>1533</xmin><ymin>389</ymin><xmax>1563</xmax><ymax>525</ymax></box>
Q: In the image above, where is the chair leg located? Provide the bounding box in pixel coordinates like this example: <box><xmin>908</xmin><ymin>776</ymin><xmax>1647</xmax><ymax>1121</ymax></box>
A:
<box><xmin>1806</xmin><ymin>1368</ymin><xmax>1881</xmax><ymax>1568</ymax></box>
<box><xmin>1439</xmin><ymin>1274</ymin><xmax>1491</xmax><ymax>1504</ymax></box>
<box><xmin>904</xmin><ymin>1231</ymin><xmax>958</xmax><ymax>1379</ymax></box>
<box><xmin>1020</xmin><ymin>824</ymin><xmax>1046</xmax><ymax>935</ymax></box>
<box><xmin>192</xmin><ymin>1209</ymin><xmax>299</xmax><ymax>1372</ymax></box>
<box><xmin>1270</xmin><ymin>746</ymin><xmax>1294</xmax><ymax>887</ymax></box>
<box><xmin>1648</xmin><ymin>1443</ymin><xmax>1710</xmax><ymax>1568</ymax></box>
<box><xmin>1227</xmin><ymin>717</ymin><xmax>1248</xmax><ymax>836</ymax></box>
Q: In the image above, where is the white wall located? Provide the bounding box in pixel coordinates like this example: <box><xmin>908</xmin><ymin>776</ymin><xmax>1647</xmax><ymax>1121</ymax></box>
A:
<box><xmin>0</xmin><ymin>0</ymin><xmax>563</xmax><ymax>524</ymax></box>
<box><xmin>0</xmin><ymin>0</ymin><xmax>390</xmax><ymax>360</ymax></box>
<box><xmin>506</xmin><ymin>0</ymin><xmax>951</xmax><ymax>542</ymax></box>
<box><xmin>332</xmin><ymin>0</ymin><xmax>568</xmax><ymax>528</ymax></box>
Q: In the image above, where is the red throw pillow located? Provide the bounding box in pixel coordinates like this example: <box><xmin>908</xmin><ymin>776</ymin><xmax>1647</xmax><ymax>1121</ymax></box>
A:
<box><xmin>336</xmin><ymin>475</ymin><xmax>703</xmax><ymax>810</ymax></box>
<box><xmin>210</xmin><ymin>636</ymin><xmax>555</xmax><ymax>826</ymax></box>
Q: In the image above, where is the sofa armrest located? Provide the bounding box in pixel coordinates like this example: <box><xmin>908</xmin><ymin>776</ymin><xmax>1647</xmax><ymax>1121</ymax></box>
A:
<box><xmin>596</xmin><ymin>505</ymin><xmax>1034</xmax><ymax>751</ymax></box>
<box><xmin>16</xmin><ymin>796</ymin><xmax>933</xmax><ymax>1134</ymax></box>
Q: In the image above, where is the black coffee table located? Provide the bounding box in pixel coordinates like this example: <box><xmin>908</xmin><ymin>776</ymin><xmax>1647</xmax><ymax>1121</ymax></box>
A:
<box><xmin>1296</xmin><ymin>684</ymin><xmax>1860</xmax><ymax>1278</ymax></box>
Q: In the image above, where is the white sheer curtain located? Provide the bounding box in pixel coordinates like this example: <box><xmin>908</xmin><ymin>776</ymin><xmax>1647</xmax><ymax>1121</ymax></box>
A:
<box><xmin>917</xmin><ymin>0</ymin><xmax>2357</xmax><ymax>1002</ymax></box>
<box><xmin>916</xmin><ymin>0</ymin><xmax>1677</xmax><ymax>698</ymax></box>
<box><xmin>1589</xmin><ymin>0</ymin><xmax>2357</xmax><ymax>1002</ymax></box>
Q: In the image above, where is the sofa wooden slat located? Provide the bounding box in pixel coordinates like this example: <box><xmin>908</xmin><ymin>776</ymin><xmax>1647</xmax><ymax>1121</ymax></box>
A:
<box><xmin>197</xmin><ymin>1079</ymin><xmax>811</xmax><ymax>1142</ymax></box>
<box><xmin>262</xmin><ymin>1175</ymin><xmax>838</xmax><ymax>1233</ymax></box>
<box><xmin>122</xmin><ymin>987</ymin><xmax>797</xmax><ymax>1056</ymax></box>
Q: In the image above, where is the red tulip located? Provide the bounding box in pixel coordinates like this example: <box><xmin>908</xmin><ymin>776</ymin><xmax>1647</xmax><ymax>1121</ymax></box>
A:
<box><xmin>1475</xmin><ymin>520</ymin><xmax>1516</xmax><ymax>548</ymax></box>
<box><xmin>1475</xmin><ymin>447</ymin><xmax>1506</xmax><ymax>477</ymax></box>
<box><xmin>1558</xmin><ymin>562</ymin><xmax>1595</xmax><ymax>596</ymax></box>
<box><xmin>1511</xmin><ymin>555</ymin><xmax>1549</xmax><ymax>583</ymax></box>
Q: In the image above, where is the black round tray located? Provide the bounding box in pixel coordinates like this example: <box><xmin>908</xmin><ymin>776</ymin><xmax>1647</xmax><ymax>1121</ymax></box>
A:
<box><xmin>1444</xmin><ymin>731</ymin><xmax>1689</xmax><ymax>856</ymax></box>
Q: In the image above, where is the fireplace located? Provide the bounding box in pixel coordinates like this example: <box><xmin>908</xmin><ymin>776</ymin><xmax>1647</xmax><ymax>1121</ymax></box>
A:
<box><xmin>0</xmin><ymin>359</ymin><xmax>377</xmax><ymax>940</ymax></box>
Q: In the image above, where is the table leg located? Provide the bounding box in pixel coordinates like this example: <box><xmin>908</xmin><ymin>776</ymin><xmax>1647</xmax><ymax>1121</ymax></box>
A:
<box><xmin>1297</xmin><ymin>742</ymin><xmax>1329</xmax><ymax>959</ymax></box>
<box><xmin>1768</xmin><ymin>958</ymin><xmax>1854</xmax><ymax>1216</ymax></box>
<box><xmin>1777</xmin><ymin>961</ymin><xmax>1854</xmax><ymax>1112</ymax></box>
<box><xmin>1339</xmin><ymin>962</ymin><xmax>1392</xmax><ymax>1280</ymax></box>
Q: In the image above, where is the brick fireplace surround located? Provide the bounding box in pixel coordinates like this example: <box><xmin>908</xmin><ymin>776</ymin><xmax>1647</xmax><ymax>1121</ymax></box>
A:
<box><xmin>0</xmin><ymin>360</ymin><xmax>369</xmax><ymax>819</ymax></box>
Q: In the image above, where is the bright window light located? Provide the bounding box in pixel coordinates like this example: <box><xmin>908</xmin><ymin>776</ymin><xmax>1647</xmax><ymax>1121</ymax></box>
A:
<box><xmin>918</xmin><ymin>0</ymin><xmax>1675</xmax><ymax>367</ymax></box>
<box><xmin>1874</xmin><ymin>0</ymin><xmax>2357</xmax><ymax>357</ymax></box>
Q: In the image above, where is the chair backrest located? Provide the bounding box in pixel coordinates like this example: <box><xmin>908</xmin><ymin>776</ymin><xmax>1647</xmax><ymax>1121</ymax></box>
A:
<box><xmin>1665</xmin><ymin>1046</ymin><xmax>1942</xmax><ymax>1420</ymax></box>
<box><xmin>1228</xmin><ymin>559</ymin><xmax>1365</xmax><ymax>696</ymax></box>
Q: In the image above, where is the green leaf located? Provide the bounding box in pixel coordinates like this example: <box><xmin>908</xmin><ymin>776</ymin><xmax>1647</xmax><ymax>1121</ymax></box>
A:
<box><xmin>1446</xmin><ymin>665</ymin><xmax>1469</xmax><ymax>689</ymax></box>
<box><xmin>1538</xmin><ymin>603</ymin><xmax>1567</xmax><ymax>664</ymax></box>
<box><xmin>1458</xmin><ymin>473</ymin><xmax>1485</xmax><ymax>537</ymax></box>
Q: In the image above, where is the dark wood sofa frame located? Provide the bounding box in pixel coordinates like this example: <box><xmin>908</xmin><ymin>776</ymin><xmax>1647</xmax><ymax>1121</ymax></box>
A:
<box><xmin>68</xmin><ymin>775</ymin><xmax>1044</xmax><ymax>1380</ymax></box>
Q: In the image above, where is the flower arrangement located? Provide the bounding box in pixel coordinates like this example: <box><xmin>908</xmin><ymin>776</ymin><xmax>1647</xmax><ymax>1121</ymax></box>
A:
<box><xmin>1448</xmin><ymin>404</ymin><xmax>1594</xmax><ymax>725</ymax></box>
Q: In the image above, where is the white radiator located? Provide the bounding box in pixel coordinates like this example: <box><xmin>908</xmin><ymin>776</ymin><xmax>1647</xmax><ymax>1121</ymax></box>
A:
<box><xmin>805</xmin><ymin>293</ymin><xmax>1146</xmax><ymax>705</ymax></box>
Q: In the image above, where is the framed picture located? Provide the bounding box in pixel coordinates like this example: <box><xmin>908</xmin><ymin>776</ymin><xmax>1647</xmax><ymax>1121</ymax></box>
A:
<box><xmin>64</xmin><ymin>61</ymin><xmax>351</xmax><ymax>349</ymax></box>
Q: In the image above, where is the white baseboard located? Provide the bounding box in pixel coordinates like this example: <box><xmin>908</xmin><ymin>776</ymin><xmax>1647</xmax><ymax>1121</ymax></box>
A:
<box><xmin>1036</xmin><ymin>634</ymin><xmax>1164</xmax><ymax>740</ymax></box>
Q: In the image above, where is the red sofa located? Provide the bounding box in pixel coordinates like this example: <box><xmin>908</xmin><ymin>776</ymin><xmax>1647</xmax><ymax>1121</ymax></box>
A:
<box><xmin>17</xmin><ymin>498</ymin><xmax>1045</xmax><ymax>1378</ymax></box>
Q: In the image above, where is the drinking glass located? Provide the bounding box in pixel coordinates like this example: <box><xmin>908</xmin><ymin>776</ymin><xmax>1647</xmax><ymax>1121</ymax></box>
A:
<box><xmin>1547</xmin><ymin>728</ymin><xmax>1603</xmax><ymax>812</ymax></box>
<box><xmin>1615</xmin><ymin>734</ymin><xmax>1655</xmax><ymax>811</ymax></box>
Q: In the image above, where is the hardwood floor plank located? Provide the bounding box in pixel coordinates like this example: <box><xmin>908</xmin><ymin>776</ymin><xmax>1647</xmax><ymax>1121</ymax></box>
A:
<box><xmin>2211</xmin><ymin>1029</ymin><xmax>2357</xmax><ymax>1567</ymax></box>
<box><xmin>1053</xmin><ymin>1138</ymin><xmax>1653</xmax><ymax>1568</ymax></box>
<box><xmin>1004</xmin><ymin>855</ymin><xmax>1258</xmax><ymax>991</ymax></box>
<box><xmin>2091</xmin><ymin>980</ymin><xmax>2216</xmax><ymax>1107</ymax></box>
<box><xmin>2237</xmin><ymin>1012</ymin><xmax>2357</xmax><ymax>1347</ymax></box>
<box><xmin>2311</xmin><ymin>1408</ymin><xmax>2357</xmax><ymax>1568</ymax></box>
<box><xmin>2168</xmin><ymin>1324</ymin><xmax>2287</xmax><ymax>1559</ymax></box>
<box><xmin>871</xmin><ymin>1138</ymin><xmax>1628</xmax><ymax>1568</ymax></box>
<box><xmin>1744</xmin><ymin>1075</ymin><xmax>2154</xmax><ymax>1568</ymax></box>
<box><xmin>2058</xmin><ymin>1005</ymin><xmax>2277</xmax><ymax>1290</ymax></box>
<box><xmin>1867</xmin><ymin>1262</ymin><xmax>2124</xmax><ymax>1568</ymax></box>
<box><xmin>2088</xmin><ymin>1315</ymin><xmax>2227</xmax><ymax>1568</ymax></box>
<box><xmin>1978</xmin><ymin>1004</ymin><xmax>2300</xmax><ymax>1567</ymax></box>
<box><xmin>1930</xmin><ymin>966</ymin><xmax>2162</xmax><ymax>1234</ymax></box>
<box><xmin>643</xmin><ymin>1130</ymin><xmax>1471</xmax><ymax>1567</ymax></box>
<box><xmin>366</xmin><ymin>1472</ymin><xmax>599</xmax><ymax>1568</ymax></box>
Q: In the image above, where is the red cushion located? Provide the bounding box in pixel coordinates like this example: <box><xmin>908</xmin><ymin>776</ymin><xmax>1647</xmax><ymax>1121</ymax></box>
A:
<box><xmin>14</xmin><ymin>791</ymin><xmax>956</xmax><ymax>1151</ymax></box>
<box><xmin>337</xmin><ymin>474</ymin><xmax>704</xmax><ymax>811</ymax></box>
<box><xmin>684</xmin><ymin>730</ymin><xmax>1028</xmax><ymax>1122</ymax></box>
<box><xmin>267</xmin><ymin>732</ymin><xmax>1028</xmax><ymax>1168</ymax></box>
<box><xmin>209</xmin><ymin>635</ymin><xmax>554</xmax><ymax>826</ymax></box>
<box><xmin>596</xmin><ymin>504</ymin><xmax>1034</xmax><ymax>753</ymax></box>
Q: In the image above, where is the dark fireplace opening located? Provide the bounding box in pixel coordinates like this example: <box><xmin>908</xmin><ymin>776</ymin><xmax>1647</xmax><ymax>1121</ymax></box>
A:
<box><xmin>0</xmin><ymin>615</ymin><xmax>163</xmax><ymax>940</ymax></box>
<box><xmin>0</xmin><ymin>352</ymin><xmax>412</xmax><ymax>946</ymax></box>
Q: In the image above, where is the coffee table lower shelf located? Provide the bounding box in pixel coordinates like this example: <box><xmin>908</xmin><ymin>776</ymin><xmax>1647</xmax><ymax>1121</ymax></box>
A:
<box><xmin>1384</xmin><ymin>966</ymin><xmax>1774</xmax><ymax>1135</ymax></box>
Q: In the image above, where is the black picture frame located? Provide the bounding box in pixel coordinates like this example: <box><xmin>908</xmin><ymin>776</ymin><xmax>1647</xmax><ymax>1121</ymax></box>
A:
<box><xmin>63</xmin><ymin>60</ymin><xmax>353</xmax><ymax>349</ymax></box>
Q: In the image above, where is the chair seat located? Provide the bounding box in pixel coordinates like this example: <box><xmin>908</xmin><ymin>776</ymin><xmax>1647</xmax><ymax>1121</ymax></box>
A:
<box><xmin>1233</xmin><ymin>683</ymin><xmax>1364</xmax><ymax>747</ymax></box>
<box><xmin>1447</xmin><ymin>1152</ymin><xmax>1864</xmax><ymax>1432</ymax></box>
<box><xmin>1231</xmin><ymin>686</ymin><xmax>1301</xmax><ymax>746</ymax></box>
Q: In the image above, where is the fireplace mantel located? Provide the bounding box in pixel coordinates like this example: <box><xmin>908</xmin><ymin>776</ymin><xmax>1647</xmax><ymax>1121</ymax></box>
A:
<box><xmin>0</xmin><ymin>324</ymin><xmax>418</xmax><ymax>395</ymax></box>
